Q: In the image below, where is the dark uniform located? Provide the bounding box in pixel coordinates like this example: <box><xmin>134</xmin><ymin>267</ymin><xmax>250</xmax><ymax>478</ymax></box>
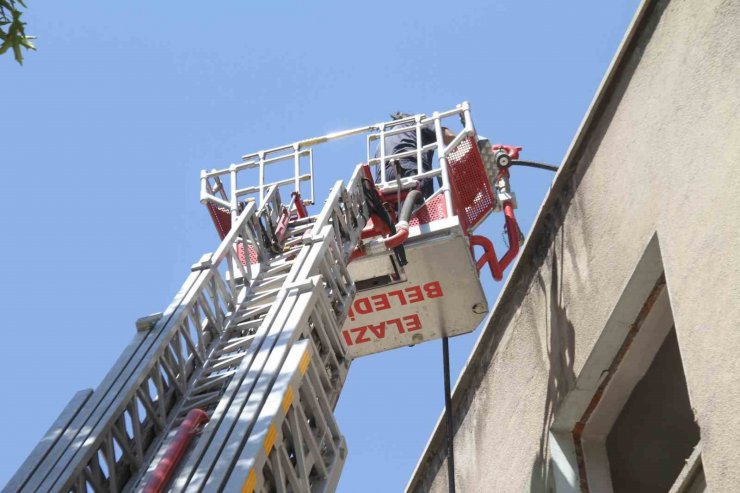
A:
<box><xmin>377</xmin><ymin>121</ymin><xmax>438</xmax><ymax>198</ymax></box>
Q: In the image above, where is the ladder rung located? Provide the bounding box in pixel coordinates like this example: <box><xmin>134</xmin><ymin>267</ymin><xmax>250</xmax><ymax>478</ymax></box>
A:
<box><xmin>253</xmin><ymin>273</ymin><xmax>290</xmax><ymax>292</ymax></box>
<box><xmin>191</xmin><ymin>371</ymin><xmax>237</xmax><ymax>395</ymax></box>
<box><xmin>265</xmin><ymin>257</ymin><xmax>295</xmax><ymax>273</ymax></box>
<box><xmin>180</xmin><ymin>391</ymin><xmax>222</xmax><ymax>414</ymax></box>
<box><xmin>287</xmin><ymin>216</ymin><xmax>316</xmax><ymax>228</ymax></box>
<box><xmin>216</xmin><ymin>335</ymin><xmax>255</xmax><ymax>355</ymax></box>
<box><xmin>236</xmin><ymin>303</ymin><xmax>272</xmax><ymax>321</ymax></box>
<box><xmin>249</xmin><ymin>289</ymin><xmax>281</xmax><ymax>305</ymax></box>
<box><xmin>206</xmin><ymin>353</ymin><xmax>246</xmax><ymax>373</ymax></box>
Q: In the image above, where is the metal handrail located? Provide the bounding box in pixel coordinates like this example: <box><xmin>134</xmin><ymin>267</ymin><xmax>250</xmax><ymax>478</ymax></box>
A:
<box><xmin>200</xmin><ymin>102</ymin><xmax>476</xmax><ymax>227</ymax></box>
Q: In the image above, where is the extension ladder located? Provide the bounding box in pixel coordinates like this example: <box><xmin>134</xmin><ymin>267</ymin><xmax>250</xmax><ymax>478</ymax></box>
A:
<box><xmin>6</xmin><ymin>102</ymin><xmax>523</xmax><ymax>492</ymax></box>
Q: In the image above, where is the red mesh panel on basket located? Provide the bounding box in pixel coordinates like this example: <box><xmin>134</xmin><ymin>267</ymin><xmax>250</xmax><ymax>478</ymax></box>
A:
<box><xmin>236</xmin><ymin>244</ymin><xmax>260</xmax><ymax>266</ymax></box>
<box><xmin>207</xmin><ymin>203</ymin><xmax>232</xmax><ymax>240</ymax></box>
<box><xmin>208</xmin><ymin>203</ymin><xmax>259</xmax><ymax>265</ymax></box>
<box><xmin>409</xmin><ymin>194</ymin><xmax>448</xmax><ymax>227</ymax></box>
<box><xmin>247</xmin><ymin>245</ymin><xmax>259</xmax><ymax>264</ymax></box>
<box><xmin>446</xmin><ymin>136</ymin><xmax>495</xmax><ymax>232</ymax></box>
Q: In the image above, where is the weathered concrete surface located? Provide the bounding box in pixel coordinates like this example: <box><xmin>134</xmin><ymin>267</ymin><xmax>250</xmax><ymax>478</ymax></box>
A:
<box><xmin>406</xmin><ymin>0</ymin><xmax>740</xmax><ymax>491</ymax></box>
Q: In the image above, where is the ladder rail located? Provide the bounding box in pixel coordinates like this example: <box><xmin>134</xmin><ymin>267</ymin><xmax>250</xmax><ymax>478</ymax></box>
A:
<box><xmin>171</xmin><ymin>171</ymin><xmax>368</xmax><ymax>491</ymax></box>
<box><xmin>222</xmin><ymin>337</ymin><xmax>346</xmax><ymax>493</ymax></box>
<box><xmin>129</xmin><ymin>234</ymin><xmax>318</xmax><ymax>490</ymax></box>
<box><xmin>169</xmin><ymin>278</ymin><xmax>313</xmax><ymax>490</ymax></box>
<box><xmin>188</xmin><ymin>283</ymin><xmax>322</xmax><ymax>491</ymax></box>
<box><xmin>309</xmin><ymin>164</ymin><xmax>367</xmax><ymax>254</ymax></box>
<box><xmin>12</xmin><ymin>201</ymin><xmax>276</xmax><ymax>493</ymax></box>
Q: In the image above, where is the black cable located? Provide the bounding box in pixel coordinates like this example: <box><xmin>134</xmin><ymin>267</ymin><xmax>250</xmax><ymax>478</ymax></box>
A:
<box><xmin>361</xmin><ymin>178</ymin><xmax>392</xmax><ymax>228</ymax></box>
<box><xmin>442</xmin><ymin>337</ymin><xmax>456</xmax><ymax>493</ymax></box>
<box><xmin>361</xmin><ymin>178</ymin><xmax>408</xmax><ymax>265</ymax></box>
<box><xmin>510</xmin><ymin>160</ymin><xmax>559</xmax><ymax>172</ymax></box>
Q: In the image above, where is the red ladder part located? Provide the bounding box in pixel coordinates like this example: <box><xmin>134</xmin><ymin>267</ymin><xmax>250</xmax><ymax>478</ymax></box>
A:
<box><xmin>142</xmin><ymin>409</ymin><xmax>209</xmax><ymax>493</ymax></box>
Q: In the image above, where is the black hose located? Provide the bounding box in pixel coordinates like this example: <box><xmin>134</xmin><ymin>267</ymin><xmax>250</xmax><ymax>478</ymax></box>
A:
<box><xmin>510</xmin><ymin>160</ymin><xmax>559</xmax><ymax>172</ymax></box>
<box><xmin>442</xmin><ymin>337</ymin><xmax>456</xmax><ymax>493</ymax></box>
<box><xmin>398</xmin><ymin>189</ymin><xmax>423</xmax><ymax>225</ymax></box>
<box><xmin>361</xmin><ymin>177</ymin><xmax>410</xmax><ymax>265</ymax></box>
<box><xmin>362</xmin><ymin>178</ymin><xmax>395</xmax><ymax>233</ymax></box>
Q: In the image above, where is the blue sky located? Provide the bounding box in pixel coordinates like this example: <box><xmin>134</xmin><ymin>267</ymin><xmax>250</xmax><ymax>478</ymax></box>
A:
<box><xmin>0</xmin><ymin>1</ymin><xmax>640</xmax><ymax>490</ymax></box>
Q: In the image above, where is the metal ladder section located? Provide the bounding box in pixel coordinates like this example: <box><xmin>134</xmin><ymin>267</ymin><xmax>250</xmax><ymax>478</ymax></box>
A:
<box><xmin>163</xmin><ymin>171</ymin><xmax>367</xmax><ymax>493</ymax></box>
<box><xmin>4</xmin><ymin>166</ymin><xmax>368</xmax><ymax>493</ymax></box>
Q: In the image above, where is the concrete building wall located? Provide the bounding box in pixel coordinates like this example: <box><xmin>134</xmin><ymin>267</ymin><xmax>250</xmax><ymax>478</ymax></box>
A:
<box><xmin>407</xmin><ymin>0</ymin><xmax>740</xmax><ymax>491</ymax></box>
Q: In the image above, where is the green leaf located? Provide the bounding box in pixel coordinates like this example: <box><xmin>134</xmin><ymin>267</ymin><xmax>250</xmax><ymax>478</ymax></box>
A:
<box><xmin>19</xmin><ymin>36</ymin><xmax>33</xmax><ymax>49</ymax></box>
<box><xmin>12</xmin><ymin>41</ymin><xmax>22</xmax><ymax>64</ymax></box>
<box><xmin>0</xmin><ymin>0</ymin><xmax>34</xmax><ymax>65</ymax></box>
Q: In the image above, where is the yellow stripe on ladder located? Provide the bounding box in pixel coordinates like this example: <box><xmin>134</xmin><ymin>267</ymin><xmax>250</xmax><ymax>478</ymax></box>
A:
<box><xmin>242</xmin><ymin>469</ymin><xmax>257</xmax><ymax>493</ymax></box>
<box><xmin>264</xmin><ymin>424</ymin><xmax>277</xmax><ymax>455</ymax></box>
<box><xmin>282</xmin><ymin>386</ymin><xmax>294</xmax><ymax>414</ymax></box>
<box><xmin>299</xmin><ymin>351</ymin><xmax>311</xmax><ymax>375</ymax></box>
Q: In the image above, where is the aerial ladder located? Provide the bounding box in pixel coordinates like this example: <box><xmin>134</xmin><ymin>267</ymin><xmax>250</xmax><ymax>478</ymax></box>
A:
<box><xmin>5</xmin><ymin>102</ymin><xmax>534</xmax><ymax>493</ymax></box>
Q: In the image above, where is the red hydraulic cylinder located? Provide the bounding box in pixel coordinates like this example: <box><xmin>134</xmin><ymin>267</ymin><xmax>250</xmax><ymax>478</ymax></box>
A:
<box><xmin>142</xmin><ymin>408</ymin><xmax>209</xmax><ymax>493</ymax></box>
<box><xmin>470</xmin><ymin>201</ymin><xmax>521</xmax><ymax>281</ymax></box>
<box><xmin>276</xmin><ymin>192</ymin><xmax>308</xmax><ymax>242</ymax></box>
<box><xmin>292</xmin><ymin>191</ymin><xmax>308</xmax><ymax>218</ymax></box>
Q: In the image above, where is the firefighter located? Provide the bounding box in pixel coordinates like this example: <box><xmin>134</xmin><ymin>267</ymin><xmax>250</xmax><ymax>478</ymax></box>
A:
<box><xmin>377</xmin><ymin>111</ymin><xmax>456</xmax><ymax>198</ymax></box>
